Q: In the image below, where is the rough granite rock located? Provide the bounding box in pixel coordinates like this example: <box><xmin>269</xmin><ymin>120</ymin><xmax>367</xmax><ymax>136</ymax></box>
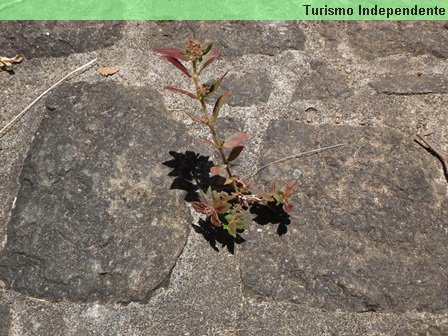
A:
<box><xmin>291</xmin><ymin>66</ymin><xmax>353</xmax><ymax>101</ymax></box>
<box><xmin>0</xmin><ymin>21</ymin><xmax>124</xmax><ymax>58</ymax></box>
<box><xmin>240</xmin><ymin>120</ymin><xmax>447</xmax><ymax>313</ymax></box>
<box><xmin>369</xmin><ymin>75</ymin><xmax>448</xmax><ymax>95</ymax></box>
<box><xmin>0</xmin><ymin>81</ymin><xmax>190</xmax><ymax>304</ymax></box>
<box><xmin>346</xmin><ymin>21</ymin><xmax>448</xmax><ymax>60</ymax></box>
<box><xmin>193</xmin><ymin>21</ymin><xmax>306</xmax><ymax>56</ymax></box>
<box><xmin>400</xmin><ymin>21</ymin><xmax>448</xmax><ymax>60</ymax></box>
<box><xmin>149</xmin><ymin>21</ymin><xmax>306</xmax><ymax>56</ymax></box>
<box><xmin>0</xmin><ymin>303</ymin><xmax>11</xmax><ymax>336</ymax></box>
<box><xmin>240</xmin><ymin>299</ymin><xmax>448</xmax><ymax>336</ymax></box>
<box><xmin>221</xmin><ymin>72</ymin><xmax>272</xmax><ymax>107</ymax></box>
<box><xmin>1</xmin><ymin>20</ymin><xmax>448</xmax><ymax>335</ymax></box>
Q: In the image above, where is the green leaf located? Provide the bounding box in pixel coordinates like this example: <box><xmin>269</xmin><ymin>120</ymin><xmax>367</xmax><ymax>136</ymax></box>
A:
<box><xmin>227</xmin><ymin>145</ymin><xmax>244</xmax><ymax>162</ymax></box>
<box><xmin>224</xmin><ymin>223</ymin><xmax>237</xmax><ymax>237</ymax></box>
<box><xmin>273</xmin><ymin>192</ymin><xmax>284</xmax><ymax>205</ymax></box>
<box><xmin>223</xmin><ymin>208</ymin><xmax>246</xmax><ymax>237</ymax></box>
<box><xmin>212</xmin><ymin>91</ymin><xmax>231</xmax><ymax>123</ymax></box>
<box><xmin>234</xmin><ymin>215</ymin><xmax>246</xmax><ymax>230</ymax></box>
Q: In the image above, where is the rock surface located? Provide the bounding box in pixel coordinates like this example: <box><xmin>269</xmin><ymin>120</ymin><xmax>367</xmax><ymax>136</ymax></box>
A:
<box><xmin>0</xmin><ymin>303</ymin><xmax>11</xmax><ymax>336</ymax></box>
<box><xmin>369</xmin><ymin>75</ymin><xmax>448</xmax><ymax>95</ymax></box>
<box><xmin>346</xmin><ymin>21</ymin><xmax>448</xmax><ymax>60</ymax></box>
<box><xmin>138</xmin><ymin>21</ymin><xmax>306</xmax><ymax>57</ymax></box>
<box><xmin>223</xmin><ymin>71</ymin><xmax>273</xmax><ymax>106</ymax></box>
<box><xmin>291</xmin><ymin>66</ymin><xmax>353</xmax><ymax>100</ymax></box>
<box><xmin>0</xmin><ymin>82</ymin><xmax>190</xmax><ymax>303</ymax></box>
<box><xmin>0</xmin><ymin>20</ymin><xmax>447</xmax><ymax>335</ymax></box>
<box><xmin>0</xmin><ymin>21</ymin><xmax>124</xmax><ymax>59</ymax></box>
<box><xmin>240</xmin><ymin>121</ymin><xmax>447</xmax><ymax>313</ymax></box>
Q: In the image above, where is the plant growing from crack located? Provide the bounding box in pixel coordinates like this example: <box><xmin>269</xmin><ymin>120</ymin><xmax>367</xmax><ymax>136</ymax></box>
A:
<box><xmin>156</xmin><ymin>39</ymin><xmax>298</xmax><ymax>238</ymax></box>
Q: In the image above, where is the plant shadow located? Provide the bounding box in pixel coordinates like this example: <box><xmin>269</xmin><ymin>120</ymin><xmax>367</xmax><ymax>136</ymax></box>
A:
<box><xmin>250</xmin><ymin>203</ymin><xmax>291</xmax><ymax>236</ymax></box>
<box><xmin>163</xmin><ymin>151</ymin><xmax>292</xmax><ymax>252</ymax></box>
<box><xmin>163</xmin><ymin>150</ymin><xmax>213</xmax><ymax>201</ymax></box>
<box><xmin>192</xmin><ymin>218</ymin><xmax>246</xmax><ymax>254</ymax></box>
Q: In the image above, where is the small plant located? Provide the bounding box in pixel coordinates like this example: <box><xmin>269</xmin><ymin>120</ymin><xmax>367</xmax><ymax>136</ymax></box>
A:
<box><xmin>156</xmin><ymin>39</ymin><xmax>298</xmax><ymax>238</ymax></box>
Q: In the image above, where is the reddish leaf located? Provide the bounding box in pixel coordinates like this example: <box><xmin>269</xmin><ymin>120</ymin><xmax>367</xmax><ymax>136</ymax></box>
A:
<box><xmin>191</xmin><ymin>201</ymin><xmax>208</xmax><ymax>214</ymax></box>
<box><xmin>154</xmin><ymin>48</ymin><xmax>188</xmax><ymax>61</ymax></box>
<box><xmin>282</xmin><ymin>180</ymin><xmax>299</xmax><ymax>197</ymax></box>
<box><xmin>269</xmin><ymin>181</ymin><xmax>277</xmax><ymax>193</ymax></box>
<box><xmin>164</xmin><ymin>86</ymin><xmax>197</xmax><ymax>99</ymax></box>
<box><xmin>210</xmin><ymin>213</ymin><xmax>222</xmax><ymax>227</ymax></box>
<box><xmin>163</xmin><ymin>56</ymin><xmax>191</xmax><ymax>78</ymax></box>
<box><xmin>200</xmin><ymin>49</ymin><xmax>220</xmax><ymax>72</ymax></box>
<box><xmin>282</xmin><ymin>199</ymin><xmax>294</xmax><ymax>214</ymax></box>
<box><xmin>210</xmin><ymin>164</ymin><xmax>227</xmax><ymax>176</ymax></box>
<box><xmin>223</xmin><ymin>132</ymin><xmax>249</xmax><ymax>149</ymax></box>
<box><xmin>198</xmin><ymin>137</ymin><xmax>215</xmax><ymax>146</ymax></box>
<box><xmin>227</xmin><ymin>145</ymin><xmax>244</xmax><ymax>162</ymax></box>
<box><xmin>190</xmin><ymin>187</ymin><xmax>229</xmax><ymax>227</ymax></box>
<box><xmin>212</xmin><ymin>91</ymin><xmax>231</xmax><ymax>123</ymax></box>
<box><xmin>185</xmin><ymin>112</ymin><xmax>204</xmax><ymax>124</ymax></box>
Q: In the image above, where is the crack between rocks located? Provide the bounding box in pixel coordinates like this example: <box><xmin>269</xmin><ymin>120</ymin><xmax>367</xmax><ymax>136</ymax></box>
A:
<box><xmin>153</xmin><ymin>203</ymin><xmax>195</xmax><ymax>297</ymax></box>
<box><xmin>235</xmin><ymin>253</ymin><xmax>245</xmax><ymax>322</ymax></box>
<box><xmin>377</xmin><ymin>91</ymin><xmax>447</xmax><ymax>96</ymax></box>
<box><xmin>149</xmin><ymin>225</ymin><xmax>192</xmax><ymax>302</ymax></box>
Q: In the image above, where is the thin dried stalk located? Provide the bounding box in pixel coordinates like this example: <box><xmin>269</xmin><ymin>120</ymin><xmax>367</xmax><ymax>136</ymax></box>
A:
<box><xmin>0</xmin><ymin>58</ymin><xmax>97</xmax><ymax>139</ymax></box>
<box><xmin>248</xmin><ymin>142</ymin><xmax>346</xmax><ymax>179</ymax></box>
<box><xmin>415</xmin><ymin>130</ymin><xmax>448</xmax><ymax>181</ymax></box>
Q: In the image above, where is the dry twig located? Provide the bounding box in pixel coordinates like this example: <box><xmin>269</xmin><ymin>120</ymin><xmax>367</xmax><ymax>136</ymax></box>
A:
<box><xmin>415</xmin><ymin>130</ymin><xmax>448</xmax><ymax>181</ymax></box>
<box><xmin>0</xmin><ymin>58</ymin><xmax>97</xmax><ymax>139</ymax></box>
<box><xmin>247</xmin><ymin>142</ymin><xmax>346</xmax><ymax>179</ymax></box>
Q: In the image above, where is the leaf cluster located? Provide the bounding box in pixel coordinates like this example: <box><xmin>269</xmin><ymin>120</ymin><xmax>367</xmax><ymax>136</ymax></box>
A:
<box><xmin>156</xmin><ymin>39</ymin><xmax>298</xmax><ymax>238</ymax></box>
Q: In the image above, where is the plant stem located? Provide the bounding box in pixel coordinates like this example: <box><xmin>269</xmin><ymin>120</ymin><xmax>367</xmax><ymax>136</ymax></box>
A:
<box><xmin>203</xmin><ymin>101</ymin><xmax>237</xmax><ymax>191</ymax></box>
<box><xmin>191</xmin><ymin>60</ymin><xmax>238</xmax><ymax>193</ymax></box>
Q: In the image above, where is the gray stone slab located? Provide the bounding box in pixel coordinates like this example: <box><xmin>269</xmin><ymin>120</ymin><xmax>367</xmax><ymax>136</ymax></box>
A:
<box><xmin>401</xmin><ymin>21</ymin><xmax>448</xmax><ymax>60</ymax></box>
<box><xmin>369</xmin><ymin>75</ymin><xmax>448</xmax><ymax>95</ymax></box>
<box><xmin>150</xmin><ymin>21</ymin><xmax>305</xmax><ymax>57</ymax></box>
<box><xmin>194</xmin><ymin>21</ymin><xmax>306</xmax><ymax>56</ymax></box>
<box><xmin>239</xmin><ymin>299</ymin><xmax>448</xmax><ymax>336</ymax></box>
<box><xmin>0</xmin><ymin>303</ymin><xmax>11</xmax><ymax>336</ymax></box>
<box><xmin>0</xmin><ymin>21</ymin><xmax>124</xmax><ymax>58</ymax></box>
<box><xmin>0</xmin><ymin>81</ymin><xmax>191</xmax><ymax>304</ymax></box>
<box><xmin>221</xmin><ymin>72</ymin><xmax>272</xmax><ymax>107</ymax></box>
<box><xmin>1</xmin><ymin>20</ymin><xmax>448</xmax><ymax>336</ymax></box>
<box><xmin>291</xmin><ymin>66</ymin><xmax>353</xmax><ymax>100</ymax></box>
<box><xmin>240</xmin><ymin>120</ymin><xmax>447</xmax><ymax>313</ymax></box>
<box><xmin>346</xmin><ymin>21</ymin><xmax>448</xmax><ymax>60</ymax></box>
